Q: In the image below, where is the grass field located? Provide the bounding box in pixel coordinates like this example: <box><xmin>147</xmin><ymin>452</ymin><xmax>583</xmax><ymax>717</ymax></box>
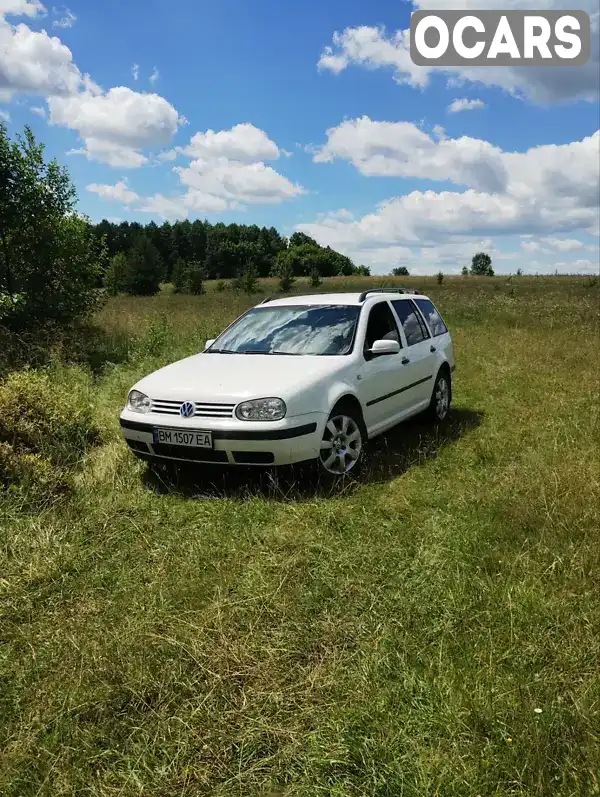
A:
<box><xmin>1</xmin><ymin>275</ymin><xmax>599</xmax><ymax>796</ymax></box>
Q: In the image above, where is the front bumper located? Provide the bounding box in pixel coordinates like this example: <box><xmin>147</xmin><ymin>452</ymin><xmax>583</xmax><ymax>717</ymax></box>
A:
<box><xmin>119</xmin><ymin>409</ymin><xmax>326</xmax><ymax>466</ymax></box>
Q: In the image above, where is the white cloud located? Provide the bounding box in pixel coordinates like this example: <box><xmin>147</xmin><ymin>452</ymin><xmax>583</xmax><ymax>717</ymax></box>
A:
<box><xmin>156</xmin><ymin>149</ymin><xmax>177</xmax><ymax>162</ymax></box>
<box><xmin>0</xmin><ymin>0</ymin><xmax>45</xmax><ymax>17</ymax></box>
<box><xmin>136</xmin><ymin>191</ymin><xmax>231</xmax><ymax>221</ymax></box>
<box><xmin>0</xmin><ymin>16</ymin><xmax>84</xmax><ymax>96</ymax></box>
<box><xmin>49</xmin><ymin>86</ymin><xmax>184</xmax><ymax>167</ymax></box>
<box><xmin>0</xmin><ymin>8</ymin><xmax>184</xmax><ymax>168</ymax></box>
<box><xmin>135</xmin><ymin>123</ymin><xmax>307</xmax><ymax>215</ymax></box>
<box><xmin>132</xmin><ymin>63</ymin><xmax>139</xmax><ymax>82</ymax></box>
<box><xmin>553</xmin><ymin>259</ymin><xmax>600</xmax><ymax>274</ymax></box>
<box><xmin>448</xmin><ymin>98</ymin><xmax>486</xmax><ymax>113</ymax></box>
<box><xmin>30</xmin><ymin>103</ymin><xmax>45</xmax><ymax>116</ymax></box>
<box><xmin>318</xmin><ymin>26</ymin><xmax>429</xmax><ymax>88</ymax></box>
<box><xmin>313</xmin><ymin>118</ymin><xmax>599</xmax><ymax>206</ymax></box>
<box><xmin>84</xmin><ymin>122</ymin><xmax>302</xmax><ymax>220</ymax></box>
<box><xmin>149</xmin><ymin>67</ymin><xmax>159</xmax><ymax>85</ymax></box>
<box><xmin>341</xmin><ymin>237</ymin><xmax>497</xmax><ymax>275</ymax></box>
<box><xmin>542</xmin><ymin>237</ymin><xmax>585</xmax><ymax>252</ymax></box>
<box><xmin>137</xmin><ymin>194</ymin><xmax>188</xmax><ymax>221</ymax></box>
<box><xmin>182</xmin><ymin>191</ymin><xmax>229</xmax><ymax>214</ymax></box>
<box><xmin>176</xmin><ymin>158</ymin><xmax>305</xmax><ymax>205</ymax></box>
<box><xmin>182</xmin><ymin>123</ymin><xmax>281</xmax><ymax>163</ymax></box>
<box><xmin>68</xmin><ymin>138</ymin><xmax>148</xmax><ymax>168</ymax></box>
<box><xmin>0</xmin><ymin>108</ymin><xmax>10</xmax><ymax>121</ymax></box>
<box><xmin>299</xmin><ymin>126</ymin><xmax>599</xmax><ymax>272</ymax></box>
<box><xmin>87</xmin><ymin>180</ymin><xmax>139</xmax><ymax>204</ymax></box>
<box><xmin>318</xmin><ymin>0</ymin><xmax>600</xmax><ymax>104</ymax></box>
<box><xmin>52</xmin><ymin>6</ymin><xmax>75</xmax><ymax>28</ymax></box>
<box><xmin>314</xmin><ymin>116</ymin><xmax>508</xmax><ymax>192</ymax></box>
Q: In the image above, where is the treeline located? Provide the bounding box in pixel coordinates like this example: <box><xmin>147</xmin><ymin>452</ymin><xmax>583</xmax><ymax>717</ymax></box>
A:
<box><xmin>93</xmin><ymin>219</ymin><xmax>370</xmax><ymax>295</ymax></box>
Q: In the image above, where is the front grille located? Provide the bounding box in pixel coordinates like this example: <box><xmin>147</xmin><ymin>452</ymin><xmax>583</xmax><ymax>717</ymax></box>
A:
<box><xmin>150</xmin><ymin>399</ymin><xmax>235</xmax><ymax>418</ymax></box>
<box><xmin>152</xmin><ymin>443</ymin><xmax>228</xmax><ymax>463</ymax></box>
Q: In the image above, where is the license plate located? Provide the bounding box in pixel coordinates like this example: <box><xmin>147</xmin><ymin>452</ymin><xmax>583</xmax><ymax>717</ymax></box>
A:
<box><xmin>153</xmin><ymin>428</ymin><xmax>213</xmax><ymax>448</ymax></box>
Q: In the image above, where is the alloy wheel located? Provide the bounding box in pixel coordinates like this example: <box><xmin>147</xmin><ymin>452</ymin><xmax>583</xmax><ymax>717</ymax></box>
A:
<box><xmin>435</xmin><ymin>376</ymin><xmax>450</xmax><ymax>420</ymax></box>
<box><xmin>319</xmin><ymin>414</ymin><xmax>363</xmax><ymax>475</ymax></box>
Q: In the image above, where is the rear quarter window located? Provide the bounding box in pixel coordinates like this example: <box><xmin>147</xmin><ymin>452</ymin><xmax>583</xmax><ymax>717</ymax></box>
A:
<box><xmin>414</xmin><ymin>299</ymin><xmax>448</xmax><ymax>337</ymax></box>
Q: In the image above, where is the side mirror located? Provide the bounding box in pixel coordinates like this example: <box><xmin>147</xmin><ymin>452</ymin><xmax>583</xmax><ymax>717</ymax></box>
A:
<box><xmin>369</xmin><ymin>339</ymin><xmax>400</xmax><ymax>356</ymax></box>
<box><xmin>204</xmin><ymin>339</ymin><xmax>216</xmax><ymax>351</ymax></box>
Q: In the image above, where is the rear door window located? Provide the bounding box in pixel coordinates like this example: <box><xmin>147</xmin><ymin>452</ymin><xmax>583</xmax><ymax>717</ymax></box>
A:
<box><xmin>414</xmin><ymin>299</ymin><xmax>448</xmax><ymax>337</ymax></box>
<box><xmin>392</xmin><ymin>300</ymin><xmax>430</xmax><ymax>346</ymax></box>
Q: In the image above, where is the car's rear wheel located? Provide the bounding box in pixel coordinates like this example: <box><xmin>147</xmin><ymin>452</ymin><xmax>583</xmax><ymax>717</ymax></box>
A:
<box><xmin>318</xmin><ymin>405</ymin><xmax>365</xmax><ymax>477</ymax></box>
<box><xmin>427</xmin><ymin>369</ymin><xmax>451</xmax><ymax>422</ymax></box>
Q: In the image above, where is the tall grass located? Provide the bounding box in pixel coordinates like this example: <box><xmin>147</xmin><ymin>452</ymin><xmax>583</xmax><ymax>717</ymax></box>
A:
<box><xmin>0</xmin><ymin>276</ymin><xmax>599</xmax><ymax>796</ymax></box>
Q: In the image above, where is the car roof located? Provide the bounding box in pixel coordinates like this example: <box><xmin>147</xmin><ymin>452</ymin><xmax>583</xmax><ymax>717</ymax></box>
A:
<box><xmin>258</xmin><ymin>291</ymin><xmax>430</xmax><ymax>308</ymax></box>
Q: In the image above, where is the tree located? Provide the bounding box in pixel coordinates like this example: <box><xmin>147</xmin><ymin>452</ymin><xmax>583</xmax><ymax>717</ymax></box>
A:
<box><xmin>0</xmin><ymin>124</ymin><xmax>103</xmax><ymax>329</ymax></box>
<box><xmin>516</xmin><ymin>268</ymin><xmax>523</xmax><ymax>276</ymax></box>
<box><xmin>356</xmin><ymin>265</ymin><xmax>371</xmax><ymax>276</ymax></box>
<box><xmin>392</xmin><ymin>267</ymin><xmax>409</xmax><ymax>277</ymax></box>
<box><xmin>461</xmin><ymin>266</ymin><xmax>469</xmax><ymax>276</ymax></box>
<box><xmin>123</xmin><ymin>237</ymin><xmax>163</xmax><ymax>296</ymax></box>
<box><xmin>184</xmin><ymin>261</ymin><xmax>206</xmax><ymax>295</ymax></box>
<box><xmin>171</xmin><ymin>257</ymin><xmax>188</xmax><ymax>293</ymax></box>
<box><xmin>337</xmin><ymin>256</ymin><xmax>355</xmax><ymax>276</ymax></box>
<box><xmin>437</xmin><ymin>271</ymin><xmax>444</xmax><ymax>285</ymax></box>
<box><xmin>309</xmin><ymin>266</ymin><xmax>322</xmax><ymax>288</ymax></box>
<box><xmin>289</xmin><ymin>232</ymin><xmax>318</xmax><ymax>249</ymax></box>
<box><xmin>471</xmin><ymin>252</ymin><xmax>494</xmax><ymax>276</ymax></box>
<box><xmin>232</xmin><ymin>264</ymin><xmax>259</xmax><ymax>294</ymax></box>
<box><xmin>104</xmin><ymin>253</ymin><xmax>127</xmax><ymax>296</ymax></box>
<box><xmin>274</xmin><ymin>254</ymin><xmax>295</xmax><ymax>292</ymax></box>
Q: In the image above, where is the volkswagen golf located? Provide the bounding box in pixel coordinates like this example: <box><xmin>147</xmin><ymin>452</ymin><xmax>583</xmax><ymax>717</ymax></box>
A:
<box><xmin>120</xmin><ymin>289</ymin><xmax>455</xmax><ymax>477</ymax></box>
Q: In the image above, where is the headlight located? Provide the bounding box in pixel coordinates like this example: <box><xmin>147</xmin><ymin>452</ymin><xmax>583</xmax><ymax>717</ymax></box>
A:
<box><xmin>236</xmin><ymin>398</ymin><xmax>286</xmax><ymax>422</ymax></box>
<box><xmin>127</xmin><ymin>389</ymin><xmax>151</xmax><ymax>414</ymax></box>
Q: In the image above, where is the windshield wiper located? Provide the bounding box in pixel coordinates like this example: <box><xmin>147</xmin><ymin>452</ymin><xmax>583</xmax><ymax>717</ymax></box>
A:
<box><xmin>240</xmin><ymin>350</ymin><xmax>306</xmax><ymax>355</ymax></box>
<box><xmin>206</xmin><ymin>348</ymin><xmax>236</xmax><ymax>354</ymax></box>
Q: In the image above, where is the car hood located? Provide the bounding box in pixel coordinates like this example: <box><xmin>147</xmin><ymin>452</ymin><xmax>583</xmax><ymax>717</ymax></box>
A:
<box><xmin>133</xmin><ymin>352</ymin><xmax>348</xmax><ymax>404</ymax></box>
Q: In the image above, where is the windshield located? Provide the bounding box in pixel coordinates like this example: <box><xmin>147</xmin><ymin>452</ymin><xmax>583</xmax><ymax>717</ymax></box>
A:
<box><xmin>209</xmin><ymin>305</ymin><xmax>360</xmax><ymax>356</ymax></box>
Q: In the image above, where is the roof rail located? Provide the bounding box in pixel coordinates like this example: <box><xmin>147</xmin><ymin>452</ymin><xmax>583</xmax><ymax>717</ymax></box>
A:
<box><xmin>261</xmin><ymin>295</ymin><xmax>274</xmax><ymax>304</ymax></box>
<box><xmin>358</xmin><ymin>288</ymin><xmax>405</xmax><ymax>303</ymax></box>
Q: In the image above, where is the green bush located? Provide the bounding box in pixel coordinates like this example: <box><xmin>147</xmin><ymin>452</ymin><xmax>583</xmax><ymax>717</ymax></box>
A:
<box><xmin>185</xmin><ymin>262</ymin><xmax>206</xmax><ymax>295</ymax></box>
<box><xmin>0</xmin><ymin>367</ymin><xmax>101</xmax><ymax>468</ymax></box>
<box><xmin>104</xmin><ymin>253</ymin><xmax>127</xmax><ymax>296</ymax></box>
<box><xmin>137</xmin><ymin>313</ymin><xmax>172</xmax><ymax>358</ymax></box>
<box><xmin>309</xmin><ymin>267</ymin><xmax>322</xmax><ymax>288</ymax></box>
<box><xmin>0</xmin><ymin>441</ymin><xmax>70</xmax><ymax>504</ymax></box>
<box><xmin>123</xmin><ymin>237</ymin><xmax>163</xmax><ymax>296</ymax></box>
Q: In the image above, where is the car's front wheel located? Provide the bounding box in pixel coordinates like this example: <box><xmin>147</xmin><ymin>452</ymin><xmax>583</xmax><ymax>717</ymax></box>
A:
<box><xmin>318</xmin><ymin>404</ymin><xmax>365</xmax><ymax>477</ymax></box>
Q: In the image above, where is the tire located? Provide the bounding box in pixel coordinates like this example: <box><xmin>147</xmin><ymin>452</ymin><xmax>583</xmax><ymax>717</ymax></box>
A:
<box><xmin>426</xmin><ymin>368</ymin><xmax>451</xmax><ymax>422</ymax></box>
<box><xmin>317</xmin><ymin>401</ymin><xmax>366</xmax><ymax>479</ymax></box>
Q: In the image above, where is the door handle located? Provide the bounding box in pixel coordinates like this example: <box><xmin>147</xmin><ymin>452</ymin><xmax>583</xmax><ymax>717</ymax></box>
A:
<box><xmin>430</xmin><ymin>345</ymin><xmax>436</xmax><ymax>353</ymax></box>
<box><xmin>402</xmin><ymin>357</ymin><xmax>410</xmax><ymax>365</ymax></box>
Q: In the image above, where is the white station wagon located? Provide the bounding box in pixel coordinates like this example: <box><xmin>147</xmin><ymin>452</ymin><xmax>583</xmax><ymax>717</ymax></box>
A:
<box><xmin>120</xmin><ymin>289</ymin><xmax>455</xmax><ymax>477</ymax></box>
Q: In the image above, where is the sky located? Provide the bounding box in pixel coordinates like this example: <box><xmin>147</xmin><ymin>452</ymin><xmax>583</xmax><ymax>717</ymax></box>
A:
<box><xmin>0</xmin><ymin>0</ymin><xmax>599</xmax><ymax>275</ymax></box>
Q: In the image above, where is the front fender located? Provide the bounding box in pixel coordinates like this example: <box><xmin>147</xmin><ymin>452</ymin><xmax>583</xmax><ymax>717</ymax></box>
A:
<box><xmin>326</xmin><ymin>381</ymin><xmax>363</xmax><ymax>414</ymax></box>
<box><xmin>284</xmin><ymin>378</ymin><xmax>361</xmax><ymax>418</ymax></box>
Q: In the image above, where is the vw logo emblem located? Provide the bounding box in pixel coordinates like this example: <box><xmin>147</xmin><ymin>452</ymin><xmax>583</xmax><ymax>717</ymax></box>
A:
<box><xmin>180</xmin><ymin>401</ymin><xmax>195</xmax><ymax>418</ymax></box>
